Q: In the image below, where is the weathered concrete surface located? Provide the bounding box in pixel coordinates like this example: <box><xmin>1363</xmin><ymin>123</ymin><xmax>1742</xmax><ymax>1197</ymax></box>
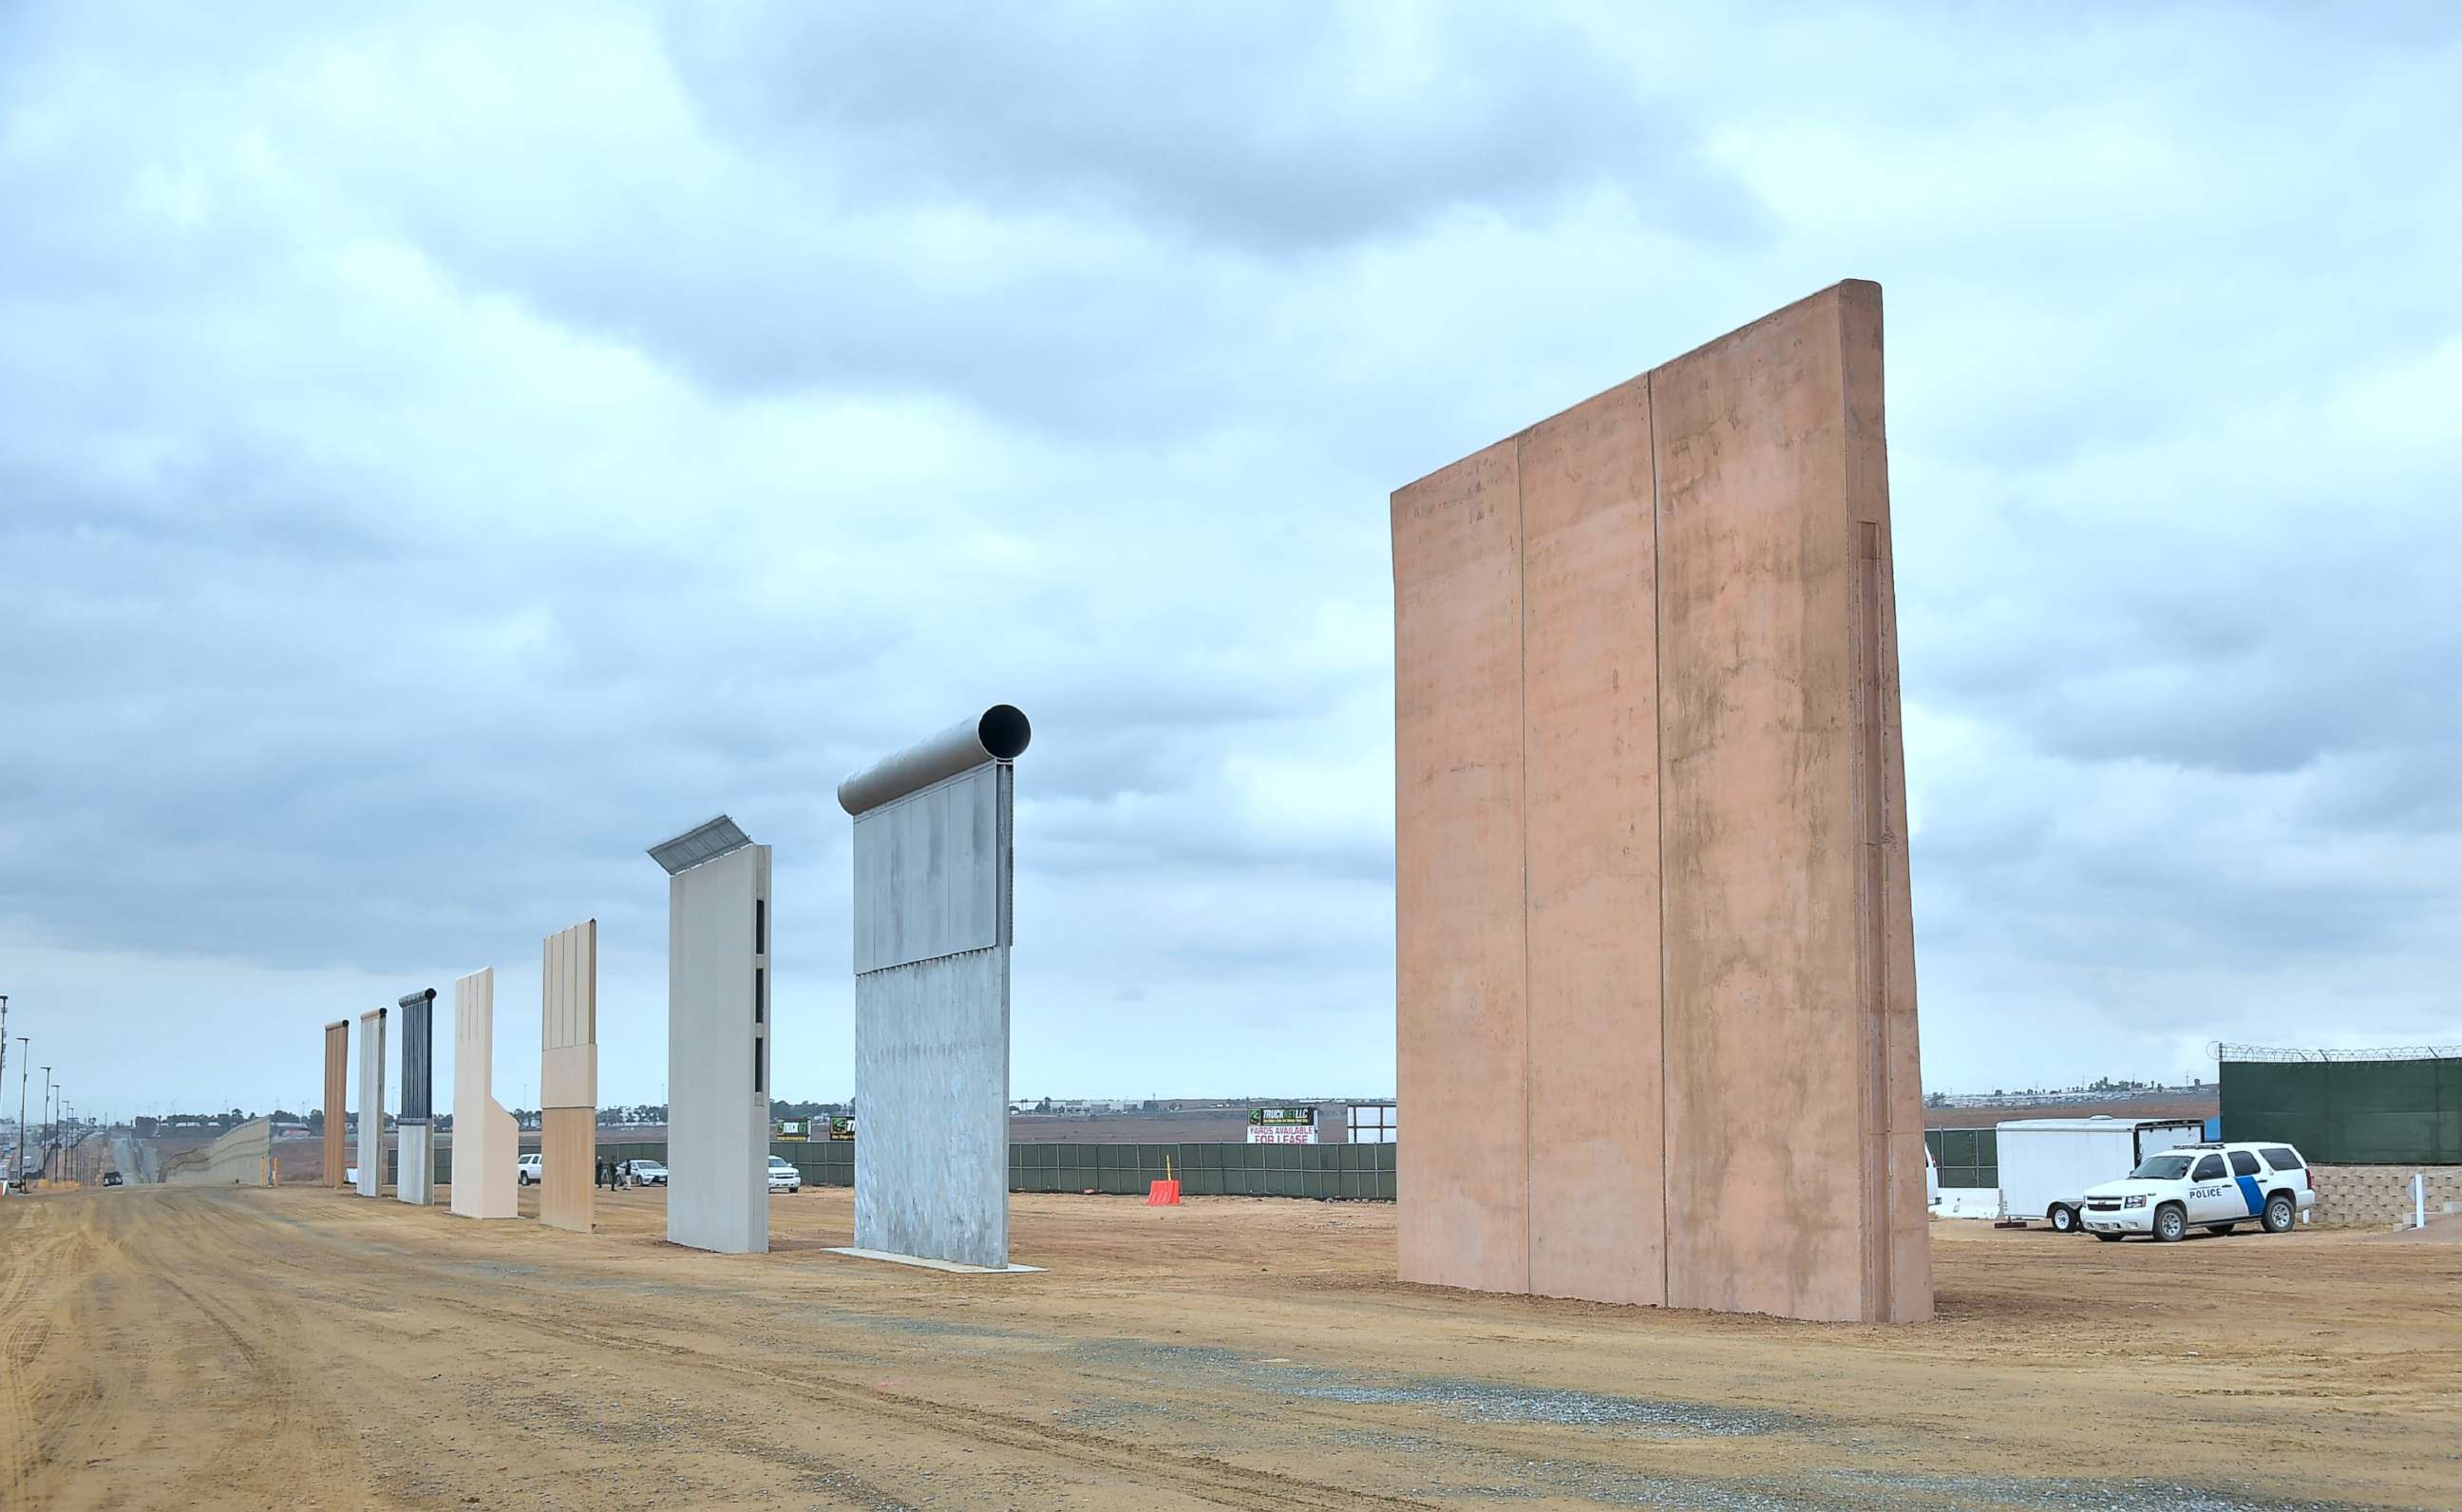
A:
<box><xmin>450</xmin><ymin>969</ymin><xmax>518</xmax><ymax>1220</ymax></box>
<box><xmin>855</xmin><ymin>946</ymin><xmax>1011</xmax><ymax>1269</ymax></box>
<box><xmin>1520</xmin><ymin>377</ymin><xmax>1667</xmax><ymax>1307</ymax></box>
<box><xmin>1392</xmin><ymin>281</ymin><xmax>1929</xmax><ymax>1323</ymax></box>
<box><xmin>540</xmin><ymin>919</ymin><xmax>597</xmax><ymax>1234</ymax></box>
<box><xmin>848</xmin><ymin>746</ymin><xmax>1017</xmax><ymax>1271</ymax></box>
<box><xmin>667</xmin><ymin>841</ymin><xmax>770</xmax><ymax>1255</ymax></box>
<box><xmin>355</xmin><ymin>1008</ymin><xmax>388</xmax><ymax>1199</ymax></box>
<box><xmin>321</xmin><ymin>1020</ymin><xmax>349</xmax><ymax>1189</ymax></box>
<box><xmin>397</xmin><ymin>1130</ymin><xmax>434</xmax><ymax>1205</ymax></box>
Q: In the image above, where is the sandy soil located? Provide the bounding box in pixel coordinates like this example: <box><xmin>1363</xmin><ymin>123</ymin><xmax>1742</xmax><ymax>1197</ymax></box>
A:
<box><xmin>0</xmin><ymin>1184</ymin><xmax>2453</xmax><ymax>1511</ymax></box>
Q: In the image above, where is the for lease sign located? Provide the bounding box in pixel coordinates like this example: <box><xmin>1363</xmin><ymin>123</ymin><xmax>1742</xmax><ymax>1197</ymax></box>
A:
<box><xmin>1246</xmin><ymin>1106</ymin><xmax>1318</xmax><ymax>1144</ymax></box>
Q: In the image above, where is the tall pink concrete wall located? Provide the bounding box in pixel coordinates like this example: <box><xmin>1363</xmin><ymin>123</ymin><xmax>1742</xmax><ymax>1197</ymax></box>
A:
<box><xmin>1392</xmin><ymin>281</ymin><xmax>1930</xmax><ymax>1323</ymax></box>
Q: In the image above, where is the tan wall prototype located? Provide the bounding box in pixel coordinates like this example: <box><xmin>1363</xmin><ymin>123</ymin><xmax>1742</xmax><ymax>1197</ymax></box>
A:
<box><xmin>540</xmin><ymin>919</ymin><xmax>597</xmax><ymax>1234</ymax></box>
<box><xmin>1392</xmin><ymin>281</ymin><xmax>1930</xmax><ymax>1323</ymax></box>
<box><xmin>451</xmin><ymin>969</ymin><xmax>519</xmax><ymax>1220</ymax></box>
<box><xmin>322</xmin><ymin>1020</ymin><xmax>349</xmax><ymax>1189</ymax></box>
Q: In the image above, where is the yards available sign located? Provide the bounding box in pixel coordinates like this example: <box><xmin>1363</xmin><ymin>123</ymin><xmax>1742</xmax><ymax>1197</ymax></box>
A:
<box><xmin>1246</xmin><ymin>1106</ymin><xmax>1319</xmax><ymax>1144</ymax></box>
<box><xmin>828</xmin><ymin>1116</ymin><xmax>857</xmax><ymax>1141</ymax></box>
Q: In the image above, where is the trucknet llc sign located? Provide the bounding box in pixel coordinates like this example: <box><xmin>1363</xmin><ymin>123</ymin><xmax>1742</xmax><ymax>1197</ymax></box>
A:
<box><xmin>1247</xmin><ymin>1107</ymin><xmax>1318</xmax><ymax>1144</ymax></box>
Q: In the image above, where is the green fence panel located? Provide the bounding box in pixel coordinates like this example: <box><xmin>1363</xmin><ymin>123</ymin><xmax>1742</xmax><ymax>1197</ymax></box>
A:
<box><xmin>2224</xmin><ymin>1056</ymin><xmax>2460</xmax><ymax>1164</ymax></box>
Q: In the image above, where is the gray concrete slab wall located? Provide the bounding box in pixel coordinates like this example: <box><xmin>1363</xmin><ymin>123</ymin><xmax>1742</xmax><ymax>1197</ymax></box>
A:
<box><xmin>855</xmin><ymin>945</ymin><xmax>1011</xmax><ymax>1268</ymax></box>
<box><xmin>398</xmin><ymin>1128</ymin><xmax>434</xmax><ymax>1205</ymax></box>
<box><xmin>846</xmin><ymin>752</ymin><xmax>1017</xmax><ymax>1270</ymax></box>
<box><xmin>666</xmin><ymin>841</ymin><xmax>770</xmax><ymax>1255</ymax></box>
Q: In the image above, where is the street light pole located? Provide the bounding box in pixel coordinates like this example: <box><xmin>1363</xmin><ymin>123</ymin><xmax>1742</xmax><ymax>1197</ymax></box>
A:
<box><xmin>13</xmin><ymin>1039</ymin><xmax>25</xmax><ymax>1183</ymax></box>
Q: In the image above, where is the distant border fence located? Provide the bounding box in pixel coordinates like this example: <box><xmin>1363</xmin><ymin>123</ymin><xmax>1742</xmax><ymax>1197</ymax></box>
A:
<box><xmin>1924</xmin><ymin>1127</ymin><xmax>1998</xmax><ymax>1191</ymax></box>
<box><xmin>408</xmin><ymin>1139</ymin><xmax>1400</xmax><ymax>1200</ymax></box>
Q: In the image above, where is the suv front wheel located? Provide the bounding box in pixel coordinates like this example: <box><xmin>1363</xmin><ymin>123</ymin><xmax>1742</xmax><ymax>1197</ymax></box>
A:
<box><xmin>2153</xmin><ymin>1202</ymin><xmax>2187</xmax><ymax>1242</ymax></box>
<box><xmin>2049</xmin><ymin>1204</ymin><xmax>2078</xmax><ymax>1234</ymax></box>
<box><xmin>2263</xmin><ymin>1193</ymin><xmax>2296</xmax><ymax>1233</ymax></box>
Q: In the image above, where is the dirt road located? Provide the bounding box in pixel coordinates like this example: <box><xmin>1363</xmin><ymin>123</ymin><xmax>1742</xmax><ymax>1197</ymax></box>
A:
<box><xmin>1</xmin><ymin>1185</ymin><xmax>2453</xmax><ymax>1509</ymax></box>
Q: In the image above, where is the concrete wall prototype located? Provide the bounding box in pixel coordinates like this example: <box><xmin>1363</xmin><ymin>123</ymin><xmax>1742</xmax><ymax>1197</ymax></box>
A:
<box><xmin>1392</xmin><ymin>281</ymin><xmax>1930</xmax><ymax>1323</ymax></box>
<box><xmin>161</xmin><ymin>1119</ymin><xmax>275</xmax><ymax>1186</ymax></box>
<box><xmin>664</xmin><ymin>840</ymin><xmax>771</xmax><ymax>1254</ymax></box>
<box><xmin>322</xmin><ymin>1020</ymin><xmax>350</xmax><ymax>1188</ymax></box>
<box><xmin>540</xmin><ymin>919</ymin><xmax>597</xmax><ymax>1234</ymax></box>
<box><xmin>839</xmin><ymin>708</ymin><xmax>1029</xmax><ymax>1270</ymax></box>
<box><xmin>397</xmin><ymin>989</ymin><xmax>437</xmax><ymax>1206</ymax></box>
<box><xmin>451</xmin><ymin>970</ymin><xmax>519</xmax><ymax>1220</ymax></box>
<box><xmin>355</xmin><ymin>1008</ymin><xmax>388</xmax><ymax>1198</ymax></box>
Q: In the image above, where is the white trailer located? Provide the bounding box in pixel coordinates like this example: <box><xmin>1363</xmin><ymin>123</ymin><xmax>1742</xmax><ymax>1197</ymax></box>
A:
<box><xmin>1995</xmin><ymin>1116</ymin><xmax>2206</xmax><ymax>1234</ymax></box>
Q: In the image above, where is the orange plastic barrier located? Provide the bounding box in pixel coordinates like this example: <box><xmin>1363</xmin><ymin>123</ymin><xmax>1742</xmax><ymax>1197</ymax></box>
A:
<box><xmin>1146</xmin><ymin>1179</ymin><xmax>1181</xmax><ymax>1206</ymax></box>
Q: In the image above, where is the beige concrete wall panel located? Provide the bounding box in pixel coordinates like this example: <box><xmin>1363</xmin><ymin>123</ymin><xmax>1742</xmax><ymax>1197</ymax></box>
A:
<box><xmin>539</xmin><ymin>1107</ymin><xmax>596</xmax><ymax>1233</ymax></box>
<box><xmin>451</xmin><ymin>969</ymin><xmax>519</xmax><ymax>1220</ymax></box>
<box><xmin>322</xmin><ymin>1020</ymin><xmax>350</xmax><ymax>1189</ymax></box>
<box><xmin>1517</xmin><ymin>377</ymin><xmax>1669</xmax><ymax>1307</ymax></box>
<box><xmin>1392</xmin><ymin>439</ymin><xmax>1530</xmax><ymax>1295</ymax></box>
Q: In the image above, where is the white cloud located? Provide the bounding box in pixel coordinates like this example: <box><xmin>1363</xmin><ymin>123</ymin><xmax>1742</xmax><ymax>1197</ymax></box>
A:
<box><xmin>2</xmin><ymin>2</ymin><xmax>2457</xmax><ymax>1112</ymax></box>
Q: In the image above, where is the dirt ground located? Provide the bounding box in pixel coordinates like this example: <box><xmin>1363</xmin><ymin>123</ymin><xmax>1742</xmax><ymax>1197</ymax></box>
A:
<box><xmin>1</xmin><ymin>1185</ymin><xmax>2453</xmax><ymax>1511</ymax></box>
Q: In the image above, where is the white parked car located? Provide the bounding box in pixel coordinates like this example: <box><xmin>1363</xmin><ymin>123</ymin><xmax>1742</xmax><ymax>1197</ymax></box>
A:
<box><xmin>517</xmin><ymin>1153</ymin><xmax>543</xmax><ymax>1186</ymax></box>
<box><xmin>767</xmin><ymin>1156</ymin><xmax>803</xmax><ymax>1195</ymax></box>
<box><xmin>2081</xmin><ymin>1142</ymin><xmax>2315</xmax><ymax>1242</ymax></box>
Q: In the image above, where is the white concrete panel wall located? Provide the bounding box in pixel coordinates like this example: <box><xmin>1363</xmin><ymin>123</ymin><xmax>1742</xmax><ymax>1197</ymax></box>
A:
<box><xmin>852</xmin><ymin>761</ymin><xmax>1013</xmax><ymax>1268</ymax></box>
<box><xmin>451</xmin><ymin>969</ymin><xmax>519</xmax><ymax>1220</ymax></box>
<box><xmin>855</xmin><ymin>947</ymin><xmax>1010</xmax><ymax>1267</ymax></box>
<box><xmin>398</xmin><ymin>1128</ymin><xmax>434</xmax><ymax>1205</ymax></box>
<box><xmin>356</xmin><ymin>1009</ymin><xmax>387</xmax><ymax>1198</ymax></box>
<box><xmin>667</xmin><ymin>842</ymin><xmax>769</xmax><ymax>1255</ymax></box>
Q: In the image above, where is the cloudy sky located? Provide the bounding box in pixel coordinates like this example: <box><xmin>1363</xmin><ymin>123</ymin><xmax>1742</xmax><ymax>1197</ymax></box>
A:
<box><xmin>4</xmin><ymin>4</ymin><xmax>2458</xmax><ymax>1120</ymax></box>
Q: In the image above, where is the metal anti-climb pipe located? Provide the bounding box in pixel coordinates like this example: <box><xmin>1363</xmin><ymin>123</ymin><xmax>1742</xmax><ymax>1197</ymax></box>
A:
<box><xmin>837</xmin><ymin>705</ymin><xmax>1032</xmax><ymax>816</ymax></box>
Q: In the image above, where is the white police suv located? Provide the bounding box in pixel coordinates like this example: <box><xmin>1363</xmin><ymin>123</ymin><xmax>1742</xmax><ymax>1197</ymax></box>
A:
<box><xmin>2080</xmin><ymin>1142</ymin><xmax>2315</xmax><ymax>1242</ymax></box>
